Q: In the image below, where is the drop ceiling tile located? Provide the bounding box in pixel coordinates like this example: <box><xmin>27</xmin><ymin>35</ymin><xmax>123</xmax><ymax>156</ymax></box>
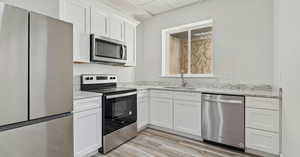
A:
<box><xmin>169</xmin><ymin>0</ymin><xmax>200</xmax><ymax>8</ymax></box>
<box><xmin>141</xmin><ymin>0</ymin><xmax>172</xmax><ymax>14</ymax></box>
<box><xmin>101</xmin><ymin>0</ymin><xmax>203</xmax><ymax>20</ymax></box>
<box><xmin>127</xmin><ymin>0</ymin><xmax>155</xmax><ymax>5</ymax></box>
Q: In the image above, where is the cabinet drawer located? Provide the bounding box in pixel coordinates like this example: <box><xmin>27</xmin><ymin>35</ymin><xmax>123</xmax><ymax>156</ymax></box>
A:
<box><xmin>150</xmin><ymin>90</ymin><xmax>172</xmax><ymax>99</ymax></box>
<box><xmin>246</xmin><ymin>108</ymin><xmax>279</xmax><ymax>132</ymax></box>
<box><xmin>138</xmin><ymin>95</ymin><xmax>148</xmax><ymax>101</ymax></box>
<box><xmin>173</xmin><ymin>91</ymin><xmax>201</xmax><ymax>102</ymax></box>
<box><xmin>246</xmin><ymin>97</ymin><xmax>279</xmax><ymax>110</ymax></box>
<box><xmin>137</xmin><ymin>89</ymin><xmax>148</xmax><ymax>94</ymax></box>
<box><xmin>137</xmin><ymin>90</ymin><xmax>148</xmax><ymax>98</ymax></box>
<box><xmin>246</xmin><ymin>128</ymin><xmax>279</xmax><ymax>155</ymax></box>
<box><xmin>74</xmin><ymin>97</ymin><xmax>101</xmax><ymax>112</ymax></box>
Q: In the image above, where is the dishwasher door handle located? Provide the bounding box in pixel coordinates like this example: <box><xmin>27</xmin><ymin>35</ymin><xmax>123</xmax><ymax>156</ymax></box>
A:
<box><xmin>203</xmin><ymin>99</ymin><xmax>243</xmax><ymax>104</ymax></box>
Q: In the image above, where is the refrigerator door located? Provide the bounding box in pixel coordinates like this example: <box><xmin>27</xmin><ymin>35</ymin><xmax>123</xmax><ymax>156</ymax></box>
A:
<box><xmin>29</xmin><ymin>12</ymin><xmax>73</xmax><ymax>120</ymax></box>
<box><xmin>0</xmin><ymin>115</ymin><xmax>73</xmax><ymax>157</ymax></box>
<box><xmin>0</xmin><ymin>4</ymin><xmax>28</xmax><ymax>126</ymax></box>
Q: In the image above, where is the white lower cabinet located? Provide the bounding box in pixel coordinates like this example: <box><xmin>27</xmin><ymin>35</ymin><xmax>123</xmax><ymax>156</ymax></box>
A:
<box><xmin>150</xmin><ymin>97</ymin><xmax>173</xmax><ymax>129</ymax></box>
<box><xmin>245</xmin><ymin>96</ymin><xmax>280</xmax><ymax>156</ymax></box>
<box><xmin>137</xmin><ymin>90</ymin><xmax>282</xmax><ymax>156</ymax></box>
<box><xmin>246</xmin><ymin>128</ymin><xmax>279</xmax><ymax>155</ymax></box>
<box><xmin>137</xmin><ymin>90</ymin><xmax>149</xmax><ymax>130</ymax></box>
<box><xmin>173</xmin><ymin>100</ymin><xmax>201</xmax><ymax>136</ymax></box>
<box><xmin>74</xmin><ymin>97</ymin><xmax>102</xmax><ymax>157</ymax></box>
<box><xmin>149</xmin><ymin>90</ymin><xmax>202</xmax><ymax>137</ymax></box>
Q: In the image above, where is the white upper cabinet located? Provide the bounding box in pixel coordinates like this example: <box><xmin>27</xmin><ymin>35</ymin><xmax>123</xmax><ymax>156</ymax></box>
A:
<box><xmin>60</xmin><ymin>0</ymin><xmax>139</xmax><ymax>65</ymax></box>
<box><xmin>124</xmin><ymin>21</ymin><xmax>136</xmax><ymax>66</ymax></box>
<box><xmin>90</xmin><ymin>7</ymin><xmax>108</xmax><ymax>37</ymax></box>
<box><xmin>109</xmin><ymin>14</ymin><xmax>124</xmax><ymax>41</ymax></box>
<box><xmin>60</xmin><ymin>0</ymin><xmax>90</xmax><ymax>63</ymax></box>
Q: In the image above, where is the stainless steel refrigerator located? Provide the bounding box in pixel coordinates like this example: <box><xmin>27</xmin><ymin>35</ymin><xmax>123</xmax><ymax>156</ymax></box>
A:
<box><xmin>0</xmin><ymin>3</ymin><xmax>73</xmax><ymax>157</ymax></box>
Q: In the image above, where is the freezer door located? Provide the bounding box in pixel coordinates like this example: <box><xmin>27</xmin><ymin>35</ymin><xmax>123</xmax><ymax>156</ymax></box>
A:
<box><xmin>0</xmin><ymin>4</ymin><xmax>28</xmax><ymax>126</ymax></box>
<box><xmin>29</xmin><ymin>12</ymin><xmax>73</xmax><ymax>120</ymax></box>
<box><xmin>0</xmin><ymin>115</ymin><xmax>73</xmax><ymax>157</ymax></box>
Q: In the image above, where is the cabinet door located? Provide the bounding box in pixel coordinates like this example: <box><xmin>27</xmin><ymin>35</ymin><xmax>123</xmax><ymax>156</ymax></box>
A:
<box><xmin>137</xmin><ymin>96</ymin><xmax>149</xmax><ymax>130</ymax></box>
<box><xmin>174</xmin><ymin>100</ymin><xmax>201</xmax><ymax>136</ymax></box>
<box><xmin>246</xmin><ymin>128</ymin><xmax>279</xmax><ymax>155</ymax></box>
<box><xmin>150</xmin><ymin>97</ymin><xmax>173</xmax><ymax>129</ymax></box>
<box><xmin>91</xmin><ymin>7</ymin><xmax>108</xmax><ymax>37</ymax></box>
<box><xmin>74</xmin><ymin>108</ymin><xmax>102</xmax><ymax>157</ymax></box>
<box><xmin>109</xmin><ymin>14</ymin><xmax>123</xmax><ymax>41</ymax></box>
<box><xmin>124</xmin><ymin>22</ymin><xmax>136</xmax><ymax>66</ymax></box>
<box><xmin>61</xmin><ymin>0</ymin><xmax>90</xmax><ymax>63</ymax></box>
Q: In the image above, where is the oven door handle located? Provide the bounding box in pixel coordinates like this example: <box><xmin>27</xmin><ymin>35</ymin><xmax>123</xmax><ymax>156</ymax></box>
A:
<box><xmin>106</xmin><ymin>91</ymin><xmax>137</xmax><ymax>99</ymax></box>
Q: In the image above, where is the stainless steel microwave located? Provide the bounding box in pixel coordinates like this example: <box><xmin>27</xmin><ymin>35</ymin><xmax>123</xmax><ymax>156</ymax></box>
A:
<box><xmin>91</xmin><ymin>34</ymin><xmax>127</xmax><ymax>64</ymax></box>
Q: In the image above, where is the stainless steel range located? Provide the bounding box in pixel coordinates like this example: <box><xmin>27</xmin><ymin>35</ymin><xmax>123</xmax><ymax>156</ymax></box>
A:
<box><xmin>80</xmin><ymin>74</ymin><xmax>137</xmax><ymax>153</ymax></box>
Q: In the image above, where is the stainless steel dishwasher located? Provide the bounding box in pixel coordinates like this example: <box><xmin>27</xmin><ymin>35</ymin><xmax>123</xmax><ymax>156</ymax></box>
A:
<box><xmin>202</xmin><ymin>93</ymin><xmax>245</xmax><ymax>149</ymax></box>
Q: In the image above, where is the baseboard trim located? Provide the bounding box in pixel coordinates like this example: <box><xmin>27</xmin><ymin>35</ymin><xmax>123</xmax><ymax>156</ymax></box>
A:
<box><xmin>147</xmin><ymin>124</ymin><xmax>203</xmax><ymax>141</ymax></box>
<box><xmin>280</xmin><ymin>153</ymin><xmax>284</xmax><ymax>157</ymax></box>
<box><xmin>246</xmin><ymin>148</ymin><xmax>280</xmax><ymax>157</ymax></box>
<box><xmin>137</xmin><ymin>124</ymin><xmax>148</xmax><ymax>132</ymax></box>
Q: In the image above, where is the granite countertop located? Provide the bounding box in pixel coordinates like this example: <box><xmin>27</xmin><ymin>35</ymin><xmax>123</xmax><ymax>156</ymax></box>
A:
<box><xmin>73</xmin><ymin>91</ymin><xmax>102</xmax><ymax>100</ymax></box>
<box><xmin>118</xmin><ymin>84</ymin><xmax>281</xmax><ymax>99</ymax></box>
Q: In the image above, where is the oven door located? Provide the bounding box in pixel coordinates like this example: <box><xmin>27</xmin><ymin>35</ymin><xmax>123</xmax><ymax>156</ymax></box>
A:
<box><xmin>103</xmin><ymin>91</ymin><xmax>137</xmax><ymax>135</ymax></box>
<box><xmin>91</xmin><ymin>34</ymin><xmax>127</xmax><ymax>64</ymax></box>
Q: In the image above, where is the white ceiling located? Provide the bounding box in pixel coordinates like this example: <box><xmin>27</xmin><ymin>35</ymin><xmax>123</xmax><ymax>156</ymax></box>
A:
<box><xmin>99</xmin><ymin>0</ymin><xmax>204</xmax><ymax>21</ymax></box>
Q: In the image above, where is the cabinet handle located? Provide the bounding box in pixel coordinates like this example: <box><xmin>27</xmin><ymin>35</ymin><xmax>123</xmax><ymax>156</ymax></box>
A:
<box><xmin>105</xmin><ymin>17</ymin><xmax>108</xmax><ymax>35</ymax></box>
<box><xmin>203</xmin><ymin>99</ymin><xmax>243</xmax><ymax>104</ymax></box>
<box><xmin>121</xmin><ymin>23</ymin><xmax>123</xmax><ymax>40</ymax></box>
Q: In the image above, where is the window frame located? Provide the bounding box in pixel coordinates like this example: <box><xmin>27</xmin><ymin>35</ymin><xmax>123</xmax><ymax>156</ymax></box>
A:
<box><xmin>161</xmin><ymin>19</ymin><xmax>215</xmax><ymax>78</ymax></box>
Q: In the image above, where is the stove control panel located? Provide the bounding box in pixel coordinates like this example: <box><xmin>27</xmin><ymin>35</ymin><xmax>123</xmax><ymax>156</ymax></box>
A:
<box><xmin>81</xmin><ymin>74</ymin><xmax>117</xmax><ymax>84</ymax></box>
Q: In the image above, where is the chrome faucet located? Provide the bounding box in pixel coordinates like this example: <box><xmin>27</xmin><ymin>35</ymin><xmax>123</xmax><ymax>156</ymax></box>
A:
<box><xmin>180</xmin><ymin>72</ymin><xmax>188</xmax><ymax>87</ymax></box>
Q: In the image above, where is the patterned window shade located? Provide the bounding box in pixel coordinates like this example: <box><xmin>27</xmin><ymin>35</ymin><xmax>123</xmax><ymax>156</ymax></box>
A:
<box><xmin>191</xmin><ymin>38</ymin><xmax>213</xmax><ymax>74</ymax></box>
<box><xmin>164</xmin><ymin>20</ymin><xmax>213</xmax><ymax>76</ymax></box>
<box><xmin>174</xmin><ymin>35</ymin><xmax>212</xmax><ymax>74</ymax></box>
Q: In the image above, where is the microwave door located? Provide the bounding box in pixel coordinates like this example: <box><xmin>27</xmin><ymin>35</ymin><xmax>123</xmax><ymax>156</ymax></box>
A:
<box><xmin>92</xmin><ymin>37</ymin><xmax>127</xmax><ymax>64</ymax></box>
<box><xmin>95</xmin><ymin>39</ymin><xmax>121</xmax><ymax>58</ymax></box>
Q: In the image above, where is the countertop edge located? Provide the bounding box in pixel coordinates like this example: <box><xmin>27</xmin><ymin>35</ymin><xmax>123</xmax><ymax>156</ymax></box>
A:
<box><xmin>131</xmin><ymin>86</ymin><xmax>280</xmax><ymax>99</ymax></box>
<box><xmin>73</xmin><ymin>91</ymin><xmax>103</xmax><ymax>100</ymax></box>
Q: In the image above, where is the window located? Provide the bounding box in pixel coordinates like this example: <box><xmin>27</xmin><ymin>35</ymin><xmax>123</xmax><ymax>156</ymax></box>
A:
<box><xmin>162</xmin><ymin>19</ymin><xmax>214</xmax><ymax>77</ymax></box>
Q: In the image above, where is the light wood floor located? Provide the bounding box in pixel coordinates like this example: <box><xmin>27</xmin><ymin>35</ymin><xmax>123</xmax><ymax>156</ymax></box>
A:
<box><xmin>93</xmin><ymin>129</ymin><xmax>258</xmax><ymax>157</ymax></box>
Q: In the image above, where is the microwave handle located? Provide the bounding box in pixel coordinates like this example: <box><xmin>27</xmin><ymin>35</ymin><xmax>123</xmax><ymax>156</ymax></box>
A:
<box><xmin>121</xmin><ymin>46</ymin><xmax>126</xmax><ymax>60</ymax></box>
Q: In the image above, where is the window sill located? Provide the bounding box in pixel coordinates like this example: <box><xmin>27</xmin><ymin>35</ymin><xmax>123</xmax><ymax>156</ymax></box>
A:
<box><xmin>161</xmin><ymin>74</ymin><xmax>216</xmax><ymax>78</ymax></box>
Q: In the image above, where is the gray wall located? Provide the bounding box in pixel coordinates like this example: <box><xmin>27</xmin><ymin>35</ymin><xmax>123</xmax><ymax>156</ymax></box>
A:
<box><xmin>136</xmin><ymin>0</ymin><xmax>274</xmax><ymax>85</ymax></box>
<box><xmin>274</xmin><ymin>0</ymin><xmax>300</xmax><ymax>156</ymax></box>
<box><xmin>0</xmin><ymin>0</ymin><xmax>59</xmax><ymax>18</ymax></box>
